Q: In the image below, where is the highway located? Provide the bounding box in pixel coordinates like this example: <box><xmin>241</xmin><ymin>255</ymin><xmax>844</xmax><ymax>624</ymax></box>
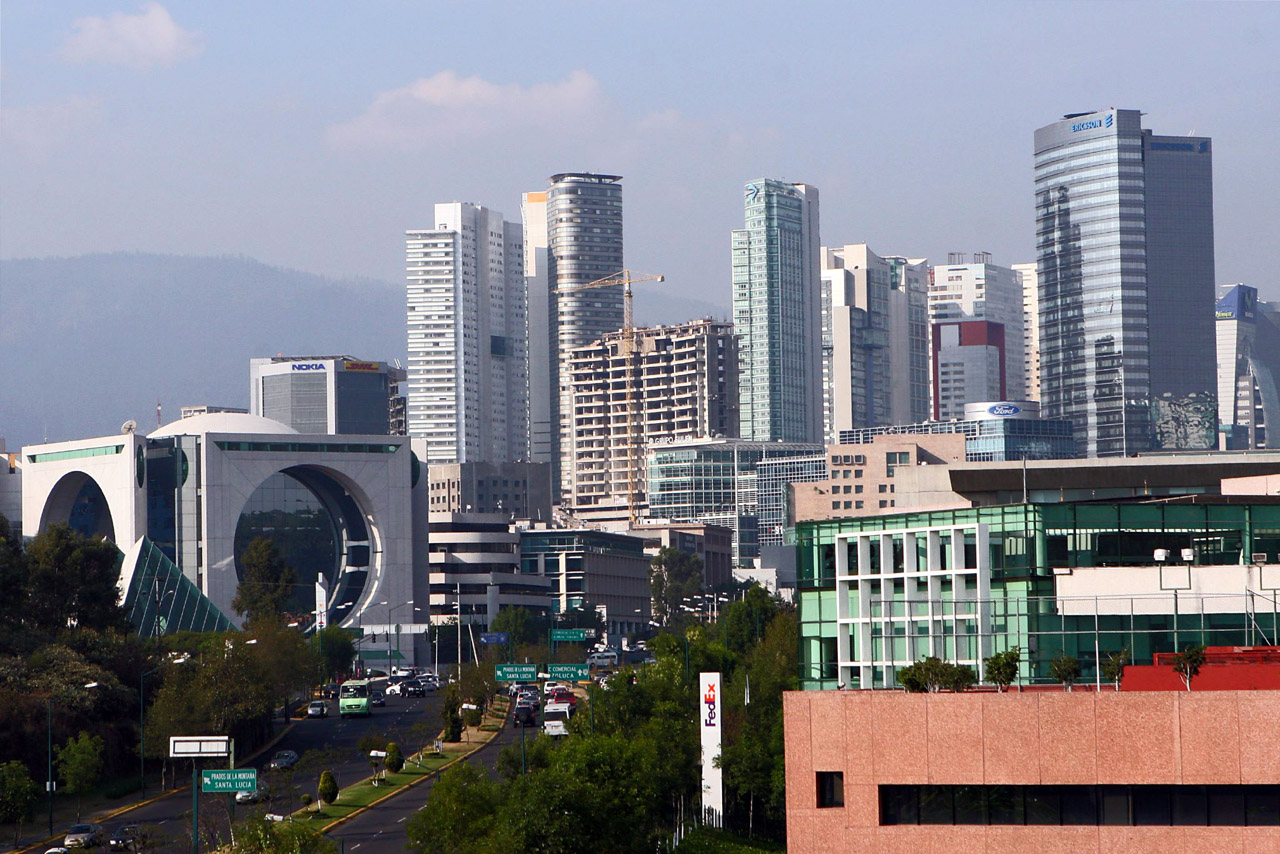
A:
<box><xmin>26</xmin><ymin>691</ymin><xmax>444</xmax><ymax>854</ymax></box>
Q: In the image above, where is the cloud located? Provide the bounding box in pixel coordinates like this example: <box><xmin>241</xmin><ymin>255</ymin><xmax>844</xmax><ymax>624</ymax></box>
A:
<box><xmin>0</xmin><ymin>96</ymin><xmax>103</xmax><ymax>158</ymax></box>
<box><xmin>326</xmin><ymin>70</ymin><xmax>610</xmax><ymax>152</ymax></box>
<box><xmin>59</xmin><ymin>3</ymin><xmax>203</xmax><ymax>70</ymax></box>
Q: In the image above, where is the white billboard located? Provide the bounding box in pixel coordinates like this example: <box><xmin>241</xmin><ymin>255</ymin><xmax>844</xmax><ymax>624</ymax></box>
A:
<box><xmin>699</xmin><ymin>672</ymin><xmax>723</xmax><ymax>825</ymax></box>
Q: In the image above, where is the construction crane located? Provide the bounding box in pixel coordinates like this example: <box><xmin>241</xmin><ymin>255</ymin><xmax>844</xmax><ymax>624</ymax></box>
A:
<box><xmin>556</xmin><ymin>270</ymin><xmax>665</xmax><ymax>526</ymax></box>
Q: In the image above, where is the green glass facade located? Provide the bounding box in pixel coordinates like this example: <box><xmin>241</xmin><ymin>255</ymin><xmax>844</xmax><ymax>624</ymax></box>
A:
<box><xmin>123</xmin><ymin>537</ymin><xmax>235</xmax><ymax>637</ymax></box>
<box><xmin>797</xmin><ymin>501</ymin><xmax>1280</xmax><ymax>691</ymax></box>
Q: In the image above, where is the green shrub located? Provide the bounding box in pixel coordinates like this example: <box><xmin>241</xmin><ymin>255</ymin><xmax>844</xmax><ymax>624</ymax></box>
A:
<box><xmin>318</xmin><ymin>770</ymin><xmax>338</xmax><ymax>804</ymax></box>
<box><xmin>385</xmin><ymin>742</ymin><xmax>404</xmax><ymax>774</ymax></box>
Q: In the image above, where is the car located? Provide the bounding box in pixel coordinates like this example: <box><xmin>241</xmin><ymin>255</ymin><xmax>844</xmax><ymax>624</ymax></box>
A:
<box><xmin>587</xmin><ymin>650</ymin><xmax>619</xmax><ymax>668</ymax></box>
<box><xmin>549</xmin><ymin>689</ymin><xmax>578</xmax><ymax>707</ymax></box>
<box><xmin>108</xmin><ymin>825</ymin><xmax>138</xmax><ymax>852</ymax></box>
<box><xmin>543</xmin><ymin>681</ymin><xmax>566</xmax><ymax>695</ymax></box>
<box><xmin>324</xmin><ymin>683</ymin><xmax>341</xmax><ymax>699</ymax></box>
<box><xmin>370</xmin><ymin>690</ymin><xmax>385</xmax><ymax>706</ymax></box>
<box><xmin>420</xmin><ymin>677</ymin><xmax>439</xmax><ymax>692</ymax></box>
<box><xmin>266</xmin><ymin>750</ymin><xmax>298</xmax><ymax>771</ymax></box>
<box><xmin>385</xmin><ymin>681</ymin><xmax>403</xmax><ymax>696</ymax></box>
<box><xmin>45</xmin><ymin>847</ymin><xmax>71</xmax><ymax>854</ymax></box>
<box><xmin>307</xmin><ymin>700</ymin><xmax>328</xmax><ymax>718</ymax></box>
<box><xmin>513</xmin><ymin>705</ymin><xmax>538</xmax><ymax>728</ymax></box>
<box><xmin>236</xmin><ymin>782</ymin><xmax>270</xmax><ymax>804</ymax></box>
<box><xmin>63</xmin><ymin>823</ymin><xmax>104</xmax><ymax>848</ymax></box>
<box><xmin>403</xmin><ymin>681</ymin><xmax>425</xmax><ymax>698</ymax></box>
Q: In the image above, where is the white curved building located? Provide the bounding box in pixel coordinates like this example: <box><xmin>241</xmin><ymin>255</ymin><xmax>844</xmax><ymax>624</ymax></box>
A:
<box><xmin>22</xmin><ymin>414</ymin><xmax>417</xmax><ymax>643</ymax></box>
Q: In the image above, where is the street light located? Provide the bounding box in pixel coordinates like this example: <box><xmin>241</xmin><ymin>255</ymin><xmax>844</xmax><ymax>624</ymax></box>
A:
<box><xmin>139</xmin><ymin>656</ymin><xmax>189</xmax><ymax>800</ymax></box>
<box><xmin>387</xmin><ymin>603</ymin><xmax>424</xmax><ymax>673</ymax></box>
<box><xmin>48</xmin><ymin>682</ymin><xmax>100</xmax><ymax>835</ymax></box>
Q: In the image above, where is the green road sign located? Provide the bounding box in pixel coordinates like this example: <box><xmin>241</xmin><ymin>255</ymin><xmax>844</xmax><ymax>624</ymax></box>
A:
<box><xmin>550</xmin><ymin>628</ymin><xmax>587</xmax><ymax>641</ymax></box>
<box><xmin>495</xmin><ymin>664</ymin><xmax>538</xmax><ymax>682</ymax></box>
<box><xmin>201</xmin><ymin>769</ymin><xmax>257</xmax><ymax>793</ymax></box>
<box><xmin>548</xmin><ymin>663</ymin><xmax>589</xmax><ymax>681</ymax></box>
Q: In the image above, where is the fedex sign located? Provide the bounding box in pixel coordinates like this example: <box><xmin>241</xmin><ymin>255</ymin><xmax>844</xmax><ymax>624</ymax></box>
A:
<box><xmin>699</xmin><ymin>673</ymin><xmax>723</xmax><ymax>820</ymax></box>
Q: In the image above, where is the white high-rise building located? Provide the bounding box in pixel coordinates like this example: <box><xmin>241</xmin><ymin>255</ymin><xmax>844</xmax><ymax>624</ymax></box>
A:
<box><xmin>521</xmin><ymin>190</ymin><xmax>554</xmax><ymax>466</ymax></box>
<box><xmin>1013</xmin><ymin>262</ymin><xmax>1041</xmax><ymax>402</ymax></box>
<box><xmin>928</xmin><ymin>254</ymin><xmax>1026</xmax><ymax>419</ymax></box>
<box><xmin>406</xmin><ymin>203</ymin><xmax>527</xmax><ymax>464</ymax></box>
<box><xmin>821</xmin><ymin>244</ymin><xmax>929</xmax><ymax>438</ymax></box>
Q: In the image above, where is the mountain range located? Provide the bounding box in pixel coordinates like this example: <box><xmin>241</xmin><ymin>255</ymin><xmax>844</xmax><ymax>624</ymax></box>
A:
<box><xmin>1</xmin><ymin>253</ymin><xmax>728</xmax><ymax>449</ymax></box>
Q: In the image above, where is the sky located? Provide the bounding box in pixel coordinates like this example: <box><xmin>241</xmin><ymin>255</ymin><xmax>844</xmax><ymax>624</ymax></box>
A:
<box><xmin>2</xmin><ymin>1</ymin><xmax>1279</xmax><ymax>307</ymax></box>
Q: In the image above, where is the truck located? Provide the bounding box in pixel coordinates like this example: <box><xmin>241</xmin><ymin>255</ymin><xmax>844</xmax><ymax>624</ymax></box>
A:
<box><xmin>543</xmin><ymin>701</ymin><xmax>573</xmax><ymax>737</ymax></box>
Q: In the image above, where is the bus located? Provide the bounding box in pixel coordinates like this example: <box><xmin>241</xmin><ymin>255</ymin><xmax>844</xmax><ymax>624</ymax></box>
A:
<box><xmin>338</xmin><ymin>679</ymin><xmax>371</xmax><ymax>718</ymax></box>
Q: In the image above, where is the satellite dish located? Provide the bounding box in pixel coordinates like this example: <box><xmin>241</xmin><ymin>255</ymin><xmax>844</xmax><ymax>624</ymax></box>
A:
<box><xmin>121</xmin><ymin>419</ymin><xmax>138</xmax><ymax>434</ymax></box>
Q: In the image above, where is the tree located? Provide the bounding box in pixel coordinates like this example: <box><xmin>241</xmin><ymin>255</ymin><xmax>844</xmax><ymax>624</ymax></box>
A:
<box><xmin>1173</xmin><ymin>644</ymin><xmax>1207</xmax><ymax>691</ymax></box>
<box><xmin>23</xmin><ymin>525</ymin><xmax>126</xmax><ymax>634</ymax></box>
<box><xmin>488</xmin><ymin>607</ymin><xmax>545</xmax><ymax>648</ymax></box>
<box><xmin>317</xmin><ymin>770</ymin><xmax>338</xmax><ymax>805</ymax></box>
<box><xmin>983</xmin><ymin>647</ymin><xmax>1020</xmax><ymax>692</ymax></box>
<box><xmin>0</xmin><ymin>516</ymin><xmax>29</xmax><ymax>634</ymax></box>
<box><xmin>231</xmin><ymin>538</ymin><xmax>297</xmax><ymax>627</ymax></box>
<box><xmin>229</xmin><ymin>814</ymin><xmax>336</xmax><ymax>853</ymax></box>
<box><xmin>55</xmin><ymin>730</ymin><xmax>105</xmax><ymax>821</ymax></box>
<box><xmin>440</xmin><ymin>684</ymin><xmax>463</xmax><ymax>741</ymax></box>
<box><xmin>406</xmin><ymin>761</ymin><xmax>502</xmax><ymax>854</ymax></box>
<box><xmin>0</xmin><ymin>759</ymin><xmax>39</xmax><ymax>849</ymax></box>
<box><xmin>385</xmin><ymin>742</ymin><xmax>404</xmax><ymax>774</ymax></box>
<box><xmin>650</xmin><ymin>547</ymin><xmax>704</xmax><ymax>627</ymax></box>
<box><xmin>1049</xmin><ymin>653</ymin><xmax>1081</xmax><ymax>691</ymax></box>
<box><xmin>898</xmin><ymin>657</ymin><xmax>976</xmax><ymax>693</ymax></box>
<box><xmin>314</xmin><ymin>626</ymin><xmax>355</xmax><ymax>681</ymax></box>
<box><xmin>720</xmin><ymin>586</ymin><xmax>781</xmax><ymax>655</ymax></box>
<box><xmin>1101</xmin><ymin>647</ymin><xmax>1130</xmax><ymax>690</ymax></box>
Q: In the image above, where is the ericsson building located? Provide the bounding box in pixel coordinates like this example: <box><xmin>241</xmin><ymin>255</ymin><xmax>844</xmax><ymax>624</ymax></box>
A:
<box><xmin>1034</xmin><ymin>109</ymin><xmax>1217</xmax><ymax>457</ymax></box>
<box><xmin>21</xmin><ymin>413</ymin><xmax>419</xmax><ymax>656</ymax></box>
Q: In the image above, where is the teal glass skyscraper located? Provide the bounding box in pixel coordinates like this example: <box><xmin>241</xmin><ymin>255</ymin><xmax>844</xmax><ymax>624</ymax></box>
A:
<box><xmin>732</xmin><ymin>179</ymin><xmax>823</xmax><ymax>443</ymax></box>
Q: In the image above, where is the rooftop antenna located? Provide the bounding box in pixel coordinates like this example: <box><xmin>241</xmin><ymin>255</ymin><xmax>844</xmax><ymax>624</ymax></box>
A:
<box><xmin>121</xmin><ymin>420</ymin><xmax>138</xmax><ymax>435</ymax></box>
<box><xmin>156</xmin><ymin>401</ymin><xmax>162</xmax><ymax>427</ymax></box>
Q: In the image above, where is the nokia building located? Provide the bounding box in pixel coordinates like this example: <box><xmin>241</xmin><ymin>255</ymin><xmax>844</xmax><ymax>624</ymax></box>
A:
<box><xmin>1034</xmin><ymin>109</ymin><xmax>1217</xmax><ymax>457</ymax></box>
<box><xmin>249</xmin><ymin>355</ymin><xmax>406</xmax><ymax>436</ymax></box>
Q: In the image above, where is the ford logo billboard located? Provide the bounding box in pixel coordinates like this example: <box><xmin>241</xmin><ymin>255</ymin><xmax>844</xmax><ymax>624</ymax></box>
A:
<box><xmin>988</xmin><ymin>404</ymin><xmax>1021</xmax><ymax>417</ymax></box>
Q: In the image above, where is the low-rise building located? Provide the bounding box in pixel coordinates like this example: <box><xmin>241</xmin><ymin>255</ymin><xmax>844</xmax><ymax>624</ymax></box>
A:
<box><xmin>426</xmin><ymin>512</ymin><xmax>554</xmax><ymax>629</ymax></box>
<box><xmin>632</xmin><ymin>520</ymin><xmax>734</xmax><ymax>590</ymax></box>
<box><xmin>426</xmin><ymin>461</ymin><xmax>552</xmax><ymax>522</ymax></box>
<box><xmin>520</xmin><ymin>527</ymin><xmax>651</xmax><ymax>638</ymax></box>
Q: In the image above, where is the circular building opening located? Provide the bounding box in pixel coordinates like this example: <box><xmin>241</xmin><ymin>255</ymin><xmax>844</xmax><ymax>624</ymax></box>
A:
<box><xmin>232</xmin><ymin>467</ymin><xmax>370</xmax><ymax>622</ymax></box>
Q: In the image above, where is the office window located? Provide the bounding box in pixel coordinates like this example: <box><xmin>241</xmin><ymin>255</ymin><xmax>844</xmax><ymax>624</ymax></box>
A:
<box><xmin>817</xmin><ymin>772</ymin><xmax>844</xmax><ymax>808</ymax></box>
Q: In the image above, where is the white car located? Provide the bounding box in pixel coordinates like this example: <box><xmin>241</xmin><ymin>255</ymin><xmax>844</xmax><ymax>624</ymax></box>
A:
<box><xmin>543</xmin><ymin>681</ymin><xmax>566</xmax><ymax>695</ymax></box>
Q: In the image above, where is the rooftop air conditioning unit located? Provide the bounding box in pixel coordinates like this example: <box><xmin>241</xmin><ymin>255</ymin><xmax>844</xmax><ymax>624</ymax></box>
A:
<box><xmin>1252</xmin><ymin>553</ymin><xmax>1269</xmax><ymax>564</ymax></box>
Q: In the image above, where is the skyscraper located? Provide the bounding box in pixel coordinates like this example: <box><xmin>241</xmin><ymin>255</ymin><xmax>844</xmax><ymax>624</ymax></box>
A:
<box><xmin>928</xmin><ymin>253</ymin><xmax>1026</xmax><ymax>420</ymax></box>
<box><xmin>732</xmin><ymin>179</ymin><xmax>822</xmax><ymax>444</ymax></box>
<box><xmin>525</xmin><ymin>173</ymin><xmax>625</xmax><ymax>498</ymax></box>
<box><xmin>820</xmin><ymin>244</ymin><xmax>929</xmax><ymax>438</ymax></box>
<box><xmin>1215</xmin><ymin>284</ymin><xmax>1280</xmax><ymax>450</ymax></box>
<box><xmin>1035</xmin><ymin>109</ymin><xmax>1217</xmax><ymax>456</ymax></box>
<box><xmin>1012</xmin><ymin>262</ymin><xmax>1041</xmax><ymax>402</ymax></box>
<box><xmin>406</xmin><ymin>202</ymin><xmax>527</xmax><ymax>464</ymax></box>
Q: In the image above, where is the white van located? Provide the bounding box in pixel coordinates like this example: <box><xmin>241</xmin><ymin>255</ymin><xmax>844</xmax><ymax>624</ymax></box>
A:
<box><xmin>543</xmin><ymin>702</ymin><xmax>573</xmax><ymax>737</ymax></box>
<box><xmin>587</xmin><ymin>651</ymin><xmax>619</xmax><ymax>668</ymax></box>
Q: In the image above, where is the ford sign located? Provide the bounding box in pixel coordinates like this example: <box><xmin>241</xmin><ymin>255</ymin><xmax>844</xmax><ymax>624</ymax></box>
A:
<box><xmin>988</xmin><ymin>404</ymin><xmax>1021</xmax><ymax>417</ymax></box>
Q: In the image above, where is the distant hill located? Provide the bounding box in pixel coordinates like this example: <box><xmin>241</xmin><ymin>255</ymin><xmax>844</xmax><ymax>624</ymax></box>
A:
<box><xmin>0</xmin><ymin>253</ymin><xmax>728</xmax><ymax>449</ymax></box>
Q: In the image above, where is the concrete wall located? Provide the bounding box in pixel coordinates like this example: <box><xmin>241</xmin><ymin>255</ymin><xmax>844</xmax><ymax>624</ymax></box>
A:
<box><xmin>784</xmin><ymin>689</ymin><xmax>1280</xmax><ymax>852</ymax></box>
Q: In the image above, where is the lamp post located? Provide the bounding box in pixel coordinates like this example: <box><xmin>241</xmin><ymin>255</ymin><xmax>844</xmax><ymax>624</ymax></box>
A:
<box><xmin>387</xmin><ymin>604</ymin><xmax>423</xmax><ymax>674</ymax></box>
<box><xmin>48</xmin><ymin>682</ymin><xmax>100</xmax><ymax>836</ymax></box>
<box><xmin>140</xmin><ymin>655</ymin><xmax>189</xmax><ymax>800</ymax></box>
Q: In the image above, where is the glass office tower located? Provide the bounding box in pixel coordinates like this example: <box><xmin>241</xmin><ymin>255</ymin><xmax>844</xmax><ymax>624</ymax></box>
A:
<box><xmin>732</xmin><ymin>179</ymin><xmax>823</xmax><ymax>443</ymax></box>
<box><xmin>1034</xmin><ymin>109</ymin><xmax>1216</xmax><ymax>457</ymax></box>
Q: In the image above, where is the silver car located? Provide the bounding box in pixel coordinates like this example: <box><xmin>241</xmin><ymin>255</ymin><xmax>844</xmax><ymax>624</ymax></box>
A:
<box><xmin>63</xmin><ymin>823</ymin><xmax>104</xmax><ymax>848</ymax></box>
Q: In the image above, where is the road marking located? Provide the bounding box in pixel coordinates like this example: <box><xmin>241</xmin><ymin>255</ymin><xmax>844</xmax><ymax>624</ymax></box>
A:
<box><xmin>397</xmin><ymin>816</ymin><xmax>407</xmax><ymax>823</ymax></box>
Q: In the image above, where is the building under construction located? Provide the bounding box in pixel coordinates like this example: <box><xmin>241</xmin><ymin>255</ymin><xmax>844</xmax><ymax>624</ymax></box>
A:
<box><xmin>565</xmin><ymin>319</ymin><xmax>738</xmax><ymax>519</ymax></box>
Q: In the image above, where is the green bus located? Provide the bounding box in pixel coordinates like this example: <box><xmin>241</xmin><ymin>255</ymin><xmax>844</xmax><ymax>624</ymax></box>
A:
<box><xmin>338</xmin><ymin>679</ymin><xmax>371</xmax><ymax>718</ymax></box>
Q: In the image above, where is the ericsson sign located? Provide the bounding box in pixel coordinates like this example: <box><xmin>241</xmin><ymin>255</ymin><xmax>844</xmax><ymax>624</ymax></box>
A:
<box><xmin>1070</xmin><ymin>113</ymin><xmax>1114</xmax><ymax>133</ymax></box>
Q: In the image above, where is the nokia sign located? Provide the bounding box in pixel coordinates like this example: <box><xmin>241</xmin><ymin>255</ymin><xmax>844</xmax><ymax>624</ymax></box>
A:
<box><xmin>291</xmin><ymin>363</ymin><xmax>326</xmax><ymax>371</ymax></box>
<box><xmin>988</xmin><ymin>404</ymin><xmax>1022</xmax><ymax>417</ymax></box>
<box><xmin>1070</xmin><ymin>113</ymin><xmax>1113</xmax><ymax>133</ymax></box>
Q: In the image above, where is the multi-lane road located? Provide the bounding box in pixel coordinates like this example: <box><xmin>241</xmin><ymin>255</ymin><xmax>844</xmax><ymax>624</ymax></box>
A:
<box><xmin>24</xmin><ymin>690</ymin><xmax>477</xmax><ymax>854</ymax></box>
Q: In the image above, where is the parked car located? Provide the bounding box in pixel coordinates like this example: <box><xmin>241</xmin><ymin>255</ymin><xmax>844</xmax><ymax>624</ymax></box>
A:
<box><xmin>108</xmin><ymin>825</ymin><xmax>138</xmax><ymax>851</ymax></box>
<box><xmin>307</xmin><ymin>700</ymin><xmax>328</xmax><ymax>718</ymax></box>
<box><xmin>63</xmin><ymin>824</ymin><xmax>104</xmax><ymax>848</ymax></box>
<box><xmin>236</xmin><ymin>782</ymin><xmax>270</xmax><ymax>804</ymax></box>
<box><xmin>266</xmin><ymin>750</ymin><xmax>298</xmax><ymax>771</ymax></box>
<box><xmin>371</xmin><ymin>690</ymin><xmax>386</xmax><ymax>706</ymax></box>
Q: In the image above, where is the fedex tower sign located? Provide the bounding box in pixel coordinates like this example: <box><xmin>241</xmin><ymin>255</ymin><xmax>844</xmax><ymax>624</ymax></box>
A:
<box><xmin>699</xmin><ymin>672</ymin><xmax>723</xmax><ymax>824</ymax></box>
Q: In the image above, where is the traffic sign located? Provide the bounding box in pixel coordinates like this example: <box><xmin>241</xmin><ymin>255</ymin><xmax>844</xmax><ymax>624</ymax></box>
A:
<box><xmin>548</xmin><ymin>663</ymin><xmax>589</xmax><ymax>681</ymax></box>
<box><xmin>550</xmin><ymin>628</ymin><xmax>587</xmax><ymax>641</ymax></box>
<box><xmin>201</xmin><ymin>769</ymin><xmax>256</xmax><ymax>793</ymax></box>
<box><xmin>479</xmin><ymin>632</ymin><xmax>509</xmax><ymax>645</ymax></box>
<box><xmin>495</xmin><ymin>664</ymin><xmax>538</xmax><ymax>682</ymax></box>
<box><xmin>171</xmin><ymin>736</ymin><xmax>230</xmax><ymax>758</ymax></box>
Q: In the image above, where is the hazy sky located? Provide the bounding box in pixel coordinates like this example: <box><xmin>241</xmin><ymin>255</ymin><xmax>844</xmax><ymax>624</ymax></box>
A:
<box><xmin>2</xmin><ymin>1</ymin><xmax>1277</xmax><ymax>305</ymax></box>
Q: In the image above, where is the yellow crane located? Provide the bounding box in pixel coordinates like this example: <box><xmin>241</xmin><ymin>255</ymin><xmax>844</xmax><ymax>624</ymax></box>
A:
<box><xmin>556</xmin><ymin>270</ymin><xmax>665</xmax><ymax>525</ymax></box>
